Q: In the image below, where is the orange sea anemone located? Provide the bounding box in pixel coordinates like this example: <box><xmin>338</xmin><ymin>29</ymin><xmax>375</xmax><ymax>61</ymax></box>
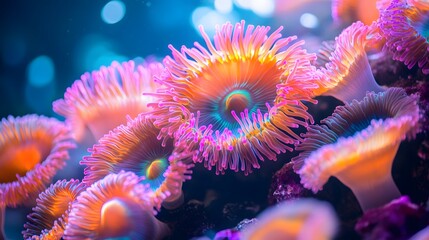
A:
<box><xmin>81</xmin><ymin>115</ymin><xmax>193</xmax><ymax>209</ymax></box>
<box><xmin>63</xmin><ymin>171</ymin><xmax>169</xmax><ymax>239</ymax></box>
<box><xmin>0</xmin><ymin>115</ymin><xmax>74</xmax><ymax>239</ymax></box>
<box><xmin>293</xmin><ymin>88</ymin><xmax>420</xmax><ymax>211</ymax></box>
<box><xmin>332</xmin><ymin>0</ymin><xmax>382</xmax><ymax>25</ymax></box>
<box><xmin>22</xmin><ymin>179</ymin><xmax>86</xmax><ymax>240</ymax></box>
<box><xmin>379</xmin><ymin>0</ymin><xmax>429</xmax><ymax>74</ymax></box>
<box><xmin>240</xmin><ymin>198</ymin><xmax>338</xmax><ymax>240</ymax></box>
<box><xmin>146</xmin><ymin>20</ymin><xmax>319</xmax><ymax>175</ymax></box>
<box><xmin>53</xmin><ymin>59</ymin><xmax>164</xmax><ymax>142</ymax></box>
<box><xmin>315</xmin><ymin>21</ymin><xmax>385</xmax><ymax>103</ymax></box>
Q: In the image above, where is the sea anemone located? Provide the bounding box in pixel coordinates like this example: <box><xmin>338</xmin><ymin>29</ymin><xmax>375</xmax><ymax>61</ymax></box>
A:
<box><xmin>315</xmin><ymin>21</ymin><xmax>385</xmax><ymax>103</ymax></box>
<box><xmin>379</xmin><ymin>0</ymin><xmax>429</xmax><ymax>74</ymax></box>
<box><xmin>146</xmin><ymin>20</ymin><xmax>318</xmax><ymax>175</ymax></box>
<box><xmin>63</xmin><ymin>171</ymin><xmax>169</xmax><ymax>239</ymax></box>
<box><xmin>240</xmin><ymin>198</ymin><xmax>338</xmax><ymax>240</ymax></box>
<box><xmin>0</xmin><ymin>115</ymin><xmax>74</xmax><ymax>239</ymax></box>
<box><xmin>81</xmin><ymin>115</ymin><xmax>193</xmax><ymax>209</ymax></box>
<box><xmin>293</xmin><ymin>88</ymin><xmax>420</xmax><ymax>211</ymax></box>
<box><xmin>332</xmin><ymin>0</ymin><xmax>381</xmax><ymax>25</ymax></box>
<box><xmin>22</xmin><ymin>179</ymin><xmax>86</xmax><ymax>240</ymax></box>
<box><xmin>53</xmin><ymin>59</ymin><xmax>164</xmax><ymax>142</ymax></box>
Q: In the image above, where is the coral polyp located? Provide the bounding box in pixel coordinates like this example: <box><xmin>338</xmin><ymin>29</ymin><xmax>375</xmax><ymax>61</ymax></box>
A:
<box><xmin>53</xmin><ymin>60</ymin><xmax>164</xmax><ymax>142</ymax></box>
<box><xmin>147</xmin><ymin>20</ymin><xmax>318</xmax><ymax>174</ymax></box>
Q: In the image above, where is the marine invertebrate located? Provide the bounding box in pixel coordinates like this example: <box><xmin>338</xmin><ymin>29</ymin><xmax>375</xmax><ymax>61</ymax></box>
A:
<box><xmin>0</xmin><ymin>115</ymin><xmax>74</xmax><ymax>239</ymax></box>
<box><xmin>315</xmin><ymin>21</ymin><xmax>385</xmax><ymax>103</ymax></box>
<box><xmin>146</xmin><ymin>20</ymin><xmax>318</xmax><ymax>174</ymax></box>
<box><xmin>293</xmin><ymin>88</ymin><xmax>420</xmax><ymax>211</ymax></box>
<box><xmin>22</xmin><ymin>179</ymin><xmax>86</xmax><ymax>240</ymax></box>
<box><xmin>332</xmin><ymin>0</ymin><xmax>381</xmax><ymax>25</ymax></box>
<box><xmin>81</xmin><ymin>115</ymin><xmax>193</xmax><ymax>208</ymax></box>
<box><xmin>240</xmin><ymin>198</ymin><xmax>338</xmax><ymax>240</ymax></box>
<box><xmin>379</xmin><ymin>0</ymin><xmax>429</xmax><ymax>74</ymax></box>
<box><xmin>64</xmin><ymin>171</ymin><xmax>169</xmax><ymax>239</ymax></box>
<box><xmin>53</xmin><ymin>59</ymin><xmax>164</xmax><ymax>142</ymax></box>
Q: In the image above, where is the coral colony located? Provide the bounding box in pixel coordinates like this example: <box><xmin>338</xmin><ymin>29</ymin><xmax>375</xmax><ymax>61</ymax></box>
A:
<box><xmin>2</xmin><ymin>0</ymin><xmax>429</xmax><ymax>239</ymax></box>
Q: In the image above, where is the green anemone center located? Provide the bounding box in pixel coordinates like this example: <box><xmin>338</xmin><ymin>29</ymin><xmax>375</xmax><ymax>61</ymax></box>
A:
<box><xmin>144</xmin><ymin>158</ymin><xmax>168</xmax><ymax>180</ymax></box>
<box><xmin>222</xmin><ymin>89</ymin><xmax>252</xmax><ymax>118</ymax></box>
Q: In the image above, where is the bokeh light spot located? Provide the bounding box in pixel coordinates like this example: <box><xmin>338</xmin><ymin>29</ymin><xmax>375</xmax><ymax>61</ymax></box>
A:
<box><xmin>300</xmin><ymin>13</ymin><xmax>319</xmax><ymax>29</ymax></box>
<box><xmin>27</xmin><ymin>55</ymin><xmax>55</xmax><ymax>87</ymax></box>
<box><xmin>101</xmin><ymin>0</ymin><xmax>126</xmax><ymax>24</ymax></box>
<box><xmin>250</xmin><ymin>0</ymin><xmax>274</xmax><ymax>17</ymax></box>
<box><xmin>191</xmin><ymin>7</ymin><xmax>239</xmax><ymax>37</ymax></box>
<box><xmin>215</xmin><ymin>0</ymin><xmax>233</xmax><ymax>14</ymax></box>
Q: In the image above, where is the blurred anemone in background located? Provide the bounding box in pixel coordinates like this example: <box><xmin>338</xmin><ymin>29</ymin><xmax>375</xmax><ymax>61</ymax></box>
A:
<box><xmin>240</xmin><ymin>198</ymin><xmax>339</xmax><ymax>240</ymax></box>
<box><xmin>53</xmin><ymin>60</ymin><xmax>164</xmax><ymax>142</ymax></box>
<box><xmin>81</xmin><ymin>115</ymin><xmax>193</xmax><ymax>209</ymax></box>
<box><xmin>0</xmin><ymin>114</ymin><xmax>75</xmax><ymax>239</ymax></box>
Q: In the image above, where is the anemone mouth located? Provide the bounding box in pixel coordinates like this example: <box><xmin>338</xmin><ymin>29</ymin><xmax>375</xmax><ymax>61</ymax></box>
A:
<box><xmin>293</xmin><ymin>88</ymin><xmax>420</xmax><ymax>194</ymax></box>
<box><xmin>22</xmin><ymin>179</ymin><xmax>86</xmax><ymax>240</ymax></box>
<box><xmin>379</xmin><ymin>0</ymin><xmax>429</xmax><ymax>74</ymax></box>
<box><xmin>0</xmin><ymin>115</ymin><xmax>75</xmax><ymax>207</ymax></box>
<box><xmin>81</xmin><ymin>115</ymin><xmax>174</xmax><ymax>189</ymax></box>
<box><xmin>53</xmin><ymin>60</ymin><xmax>165</xmax><ymax>141</ymax></box>
<box><xmin>188</xmin><ymin>58</ymin><xmax>281</xmax><ymax>134</ymax></box>
<box><xmin>64</xmin><ymin>171</ymin><xmax>156</xmax><ymax>239</ymax></box>
<box><xmin>147</xmin><ymin>20</ymin><xmax>318</xmax><ymax>174</ymax></box>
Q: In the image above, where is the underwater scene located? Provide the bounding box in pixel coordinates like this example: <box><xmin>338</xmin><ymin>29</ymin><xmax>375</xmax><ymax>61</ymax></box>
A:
<box><xmin>1</xmin><ymin>0</ymin><xmax>429</xmax><ymax>239</ymax></box>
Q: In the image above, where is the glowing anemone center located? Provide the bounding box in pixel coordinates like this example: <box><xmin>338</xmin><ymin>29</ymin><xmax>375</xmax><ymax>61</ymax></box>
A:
<box><xmin>222</xmin><ymin>89</ymin><xmax>252</xmax><ymax>120</ymax></box>
<box><xmin>0</xmin><ymin>143</ymin><xmax>46</xmax><ymax>183</ymax></box>
<box><xmin>144</xmin><ymin>158</ymin><xmax>168</xmax><ymax>180</ymax></box>
<box><xmin>100</xmin><ymin>198</ymin><xmax>134</xmax><ymax>238</ymax></box>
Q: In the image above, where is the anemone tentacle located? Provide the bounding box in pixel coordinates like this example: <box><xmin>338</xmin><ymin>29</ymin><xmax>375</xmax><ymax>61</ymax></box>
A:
<box><xmin>379</xmin><ymin>0</ymin><xmax>429</xmax><ymax>74</ymax></box>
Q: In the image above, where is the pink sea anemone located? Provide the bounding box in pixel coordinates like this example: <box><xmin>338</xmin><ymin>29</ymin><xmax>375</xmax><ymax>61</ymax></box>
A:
<box><xmin>63</xmin><ymin>171</ymin><xmax>169</xmax><ymax>239</ymax></box>
<box><xmin>81</xmin><ymin>115</ymin><xmax>193</xmax><ymax>209</ymax></box>
<box><xmin>22</xmin><ymin>179</ymin><xmax>86</xmax><ymax>240</ymax></box>
<box><xmin>240</xmin><ymin>198</ymin><xmax>338</xmax><ymax>240</ymax></box>
<box><xmin>53</xmin><ymin>59</ymin><xmax>164</xmax><ymax>142</ymax></box>
<box><xmin>315</xmin><ymin>21</ymin><xmax>385</xmax><ymax>103</ymax></box>
<box><xmin>0</xmin><ymin>115</ymin><xmax>74</xmax><ymax>239</ymax></box>
<box><xmin>379</xmin><ymin>0</ymin><xmax>429</xmax><ymax>74</ymax></box>
<box><xmin>293</xmin><ymin>88</ymin><xmax>420</xmax><ymax>211</ymax></box>
<box><xmin>146</xmin><ymin>20</ymin><xmax>319</xmax><ymax>175</ymax></box>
